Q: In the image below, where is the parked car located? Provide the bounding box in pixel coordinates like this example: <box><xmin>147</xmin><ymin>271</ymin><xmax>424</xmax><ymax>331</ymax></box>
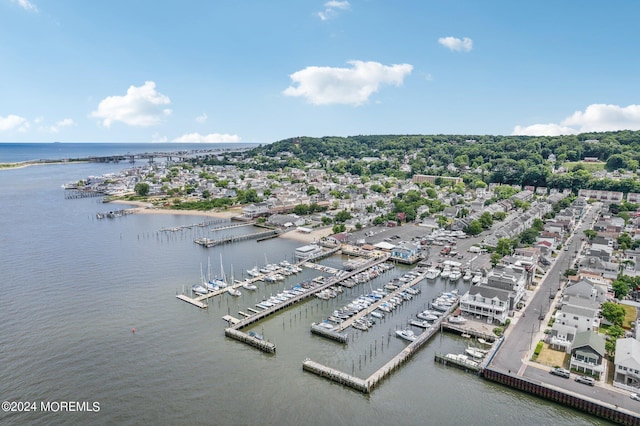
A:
<box><xmin>631</xmin><ymin>393</ymin><xmax>640</xmax><ymax>401</ymax></box>
<box><xmin>550</xmin><ymin>367</ymin><xmax>570</xmax><ymax>378</ymax></box>
<box><xmin>574</xmin><ymin>375</ymin><xmax>595</xmax><ymax>386</ymax></box>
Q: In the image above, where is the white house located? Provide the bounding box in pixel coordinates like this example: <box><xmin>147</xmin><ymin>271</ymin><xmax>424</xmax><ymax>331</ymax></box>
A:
<box><xmin>614</xmin><ymin>338</ymin><xmax>640</xmax><ymax>391</ymax></box>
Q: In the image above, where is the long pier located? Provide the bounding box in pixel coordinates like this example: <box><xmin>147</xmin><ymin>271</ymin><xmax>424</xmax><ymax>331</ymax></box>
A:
<box><xmin>194</xmin><ymin>229</ymin><xmax>280</xmax><ymax>247</ymax></box>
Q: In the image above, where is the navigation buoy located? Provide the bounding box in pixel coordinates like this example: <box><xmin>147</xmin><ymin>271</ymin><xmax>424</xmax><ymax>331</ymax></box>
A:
<box><xmin>132</xmin><ymin>328</ymin><xmax>136</xmax><ymax>334</ymax></box>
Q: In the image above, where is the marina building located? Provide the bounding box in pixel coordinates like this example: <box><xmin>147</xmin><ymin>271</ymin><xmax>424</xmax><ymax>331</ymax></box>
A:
<box><xmin>294</xmin><ymin>244</ymin><xmax>323</xmax><ymax>260</ymax></box>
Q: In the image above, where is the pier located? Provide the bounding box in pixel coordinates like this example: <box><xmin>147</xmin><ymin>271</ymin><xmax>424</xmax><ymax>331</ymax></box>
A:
<box><xmin>434</xmin><ymin>353</ymin><xmax>481</xmax><ymax>373</ymax></box>
<box><xmin>194</xmin><ymin>229</ymin><xmax>280</xmax><ymax>247</ymax></box>
<box><xmin>175</xmin><ymin>294</ymin><xmax>207</xmax><ymax>309</ymax></box>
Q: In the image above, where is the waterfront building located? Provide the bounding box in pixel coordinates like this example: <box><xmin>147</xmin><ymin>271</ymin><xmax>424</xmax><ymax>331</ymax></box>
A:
<box><xmin>569</xmin><ymin>331</ymin><xmax>606</xmax><ymax>378</ymax></box>
<box><xmin>459</xmin><ymin>286</ymin><xmax>509</xmax><ymax>324</ymax></box>
<box><xmin>242</xmin><ymin>202</ymin><xmax>270</xmax><ymax>218</ymax></box>
<box><xmin>614</xmin><ymin>338</ymin><xmax>640</xmax><ymax>391</ymax></box>
<box><xmin>294</xmin><ymin>244</ymin><xmax>323</xmax><ymax>260</ymax></box>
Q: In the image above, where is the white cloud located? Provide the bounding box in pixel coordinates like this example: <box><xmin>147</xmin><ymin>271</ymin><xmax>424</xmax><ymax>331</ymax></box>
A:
<box><xmin>172</xmin><ymin>132</ymin><xmax>241</xmax><ymax>143</ymax></box>
<box><xmin>512</xmin><ymin>123</ymin><xmax>577</xmax><ymax>137</ymax></box>
<box><xmin>13</xmin><ymin>0</ymin><xmax>38</xmax><ymax>12</ymax></box>
<box><xmin>48</xmin><ymin>118</ymin><xmax>76</xmax><ymax>133</ymax></box>
<box><xmin>151</xmin><ymin>133</ymin><xmax>168</xmax><ymax>142</ymax></box>
<box><xmin>562</xmin><ymin>104</ymin><xmax>640</xmax><ymax>132</ymax></box>
<box><xmin>512</xmin><ymin>104</ymin><xmax>640</xmax><ymax>136</ymax></box>
<box><xmin>195</xmin><ymin>113</ymin><xmax>208</xmax><ymax>124</ymax></box>
<box><xmin>91</xmin><ymin>81</ymin><xmax>172</xmax><ymax>127</ymax></box>
<box><xmin>317</xmin><ymin>0</ymin><xmax>350</xmax><ymax>21</ymax></box>
<box><xmin>283</xmin><ymin>60</ymin><xmax>413</xmax><ymax>106</ymax></box>
<box><xmin>438</xmin><ymin>36</ymin><xmax>473</xmax><ymax>52</ymax></box>
<box><xmin>0</xmin><ymin>114</ymin><xmax>28</xmax><ymax>131</ymax></box>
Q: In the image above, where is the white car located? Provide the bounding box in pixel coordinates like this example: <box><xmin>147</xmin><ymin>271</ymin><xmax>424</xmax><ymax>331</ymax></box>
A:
<box><xmin>631</xmin><ymin>393</ymin><xmax>640</xmax><ymax>401</ymax></box>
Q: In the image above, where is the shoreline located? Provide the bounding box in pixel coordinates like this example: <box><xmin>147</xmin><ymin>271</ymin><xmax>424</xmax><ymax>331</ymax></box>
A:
<box><xmin>108</xmin><ymin>199</ymin><xmax>334</xmax><ymax>244</ymax></box>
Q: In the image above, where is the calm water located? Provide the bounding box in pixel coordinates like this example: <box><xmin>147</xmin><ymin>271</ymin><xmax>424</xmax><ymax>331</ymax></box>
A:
<box><xmin>0</xmin><ymin>150</ymin><xmax>605</xmax><ymax>425</ymax></box>
<box><xmin>0</xmin><ymin>142</ymin><xmax>259</xmax><ymax>163</ymax></box>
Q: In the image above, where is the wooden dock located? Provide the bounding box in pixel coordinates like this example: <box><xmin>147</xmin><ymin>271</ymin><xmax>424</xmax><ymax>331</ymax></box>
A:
<box><xmin>175</xmin><ymin>294</ymin><xmax>207</xmax><ymax>309</ymax></box>
<box><xmin>224</xmin><ymin>328</ymin><xmax>276</xmax><ymax>353</ymax></box>
<box><xmin>434</xmin><ymin>353</ymin><xmax>481</xmax><ymax>373</ymax></box>
<box><xmin>194</xmin><ymin>229</ymin><xmax>280</xmax><ymax>247</ymax></box>
<box><xmin>441</xmin><ymin>322</ymin><xmax>497</xmax><ymax>342</ymax></box>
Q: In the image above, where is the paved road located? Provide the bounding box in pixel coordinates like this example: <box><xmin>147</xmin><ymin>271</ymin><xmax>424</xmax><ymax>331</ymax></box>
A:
<box><xmin>489</xmin><ymin>202</ymin><xmax>640</xmax><ymax>413</ymax></box>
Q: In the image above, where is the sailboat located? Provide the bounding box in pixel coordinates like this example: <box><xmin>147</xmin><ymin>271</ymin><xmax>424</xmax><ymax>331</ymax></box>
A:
<box><xmin>226</xmin><ymin>265</ymin><xmax>241</xmax><ymax>296</ymax></box>
<box><xmin>207</xmin><ymin>255</ymin><xmax>226</xmax><ymax>289</ymax></box>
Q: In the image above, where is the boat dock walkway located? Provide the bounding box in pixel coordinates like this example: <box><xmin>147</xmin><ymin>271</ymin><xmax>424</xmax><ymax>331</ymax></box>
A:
<box><xmin>194</xmin><ymin>229</ymin><xmax>279</xmax><ymax>247</ymax></box>
<box><xmin>210</xmin><ymin>222</ymin><xmax>255</xmax><ymax>232</ymax></box>
<box><xmin>303</xmin><ymin>262</ymin><xmax>339</xmax><ymax>274</ymax></box>
<box><xmin>434</xmin><ymin>352</ymin><xmax>481</xmax><ymax>373</ymax></box>
<box><xmin>303</xmin><ymin>301</ymin><xmax>458</xmax><ymax>393</ymax></box>
<box><xmin>175</xmin><ymin>294</ymin><xmax>208</xmax><ymax>309</ymax></box>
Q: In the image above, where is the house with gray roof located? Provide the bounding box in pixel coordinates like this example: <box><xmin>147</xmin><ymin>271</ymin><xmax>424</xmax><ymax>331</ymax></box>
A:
<box><xmin>569</xmin><ymin>331</ymin><xmax>606</xmax><ymax>378</ymax></box>
<box><xmin>459</xmin><ymin>286</ymin><xmax>510</xmax><ymax>325</ymax></box>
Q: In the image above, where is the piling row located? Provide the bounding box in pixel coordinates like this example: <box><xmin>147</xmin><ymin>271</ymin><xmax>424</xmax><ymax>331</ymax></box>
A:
<box><xmin>302</xmin><ymin>360</ymin><xmax>369</xmax><ymax>393</ymax></box>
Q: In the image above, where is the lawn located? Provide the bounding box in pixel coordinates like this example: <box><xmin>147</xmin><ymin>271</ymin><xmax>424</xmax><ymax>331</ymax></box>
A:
<box><xmin>563</xmin><ymin>161</ymin><xmax>606</xmax><ymax>172</ymax></box>
<box><xmin>622</xmin><ymin>304</ymin><xmax>637</xmax><ymax>329</ymax></box>
<box><xmin>535</xmin><ymin>342</ymin><xmax>569</xmax><ymax>368</ymax></box>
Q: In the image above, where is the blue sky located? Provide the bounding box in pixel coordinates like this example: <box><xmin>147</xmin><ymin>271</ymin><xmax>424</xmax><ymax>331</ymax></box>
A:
<box><xmin>1</xmin><ymin>0</ymin><xmax>640</xmax><ymax>143</ymax></box>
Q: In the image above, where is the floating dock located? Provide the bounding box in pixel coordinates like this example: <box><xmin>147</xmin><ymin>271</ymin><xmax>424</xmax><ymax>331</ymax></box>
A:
<box><xmin>175</xmin><ymin>294</ymin><xmax>207</xmax><ymax>309</ymax></box>
<box><xmin>434</xmin><ymin>353</ymin><xmax>481</xmax><ymax>373</ymax></box>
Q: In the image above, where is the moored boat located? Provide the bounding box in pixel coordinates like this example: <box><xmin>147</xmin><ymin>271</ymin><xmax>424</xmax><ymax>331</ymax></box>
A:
<box><xmin>395</xmin><ymin>329</ymin><xmax>417</xmax><ymax>342</ymax></box>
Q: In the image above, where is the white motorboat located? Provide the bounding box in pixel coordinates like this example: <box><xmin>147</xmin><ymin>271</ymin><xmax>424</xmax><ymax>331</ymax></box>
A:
<box><xmin>440</xmin><ymin>266</ymin><xmax>451</xmax><ymax>279</ymax></box>
<box><xmin>449</xmin><ymin>268</ymin><xmax>462</xmax><ymax>281</ymax></box>
<box><xmin>417</xmin><ymin>312</ymin><xmax>439</xmax><ymax>321</ymax></box>
<box><xmin>472</xmin><ymin>272</ymin><xmax>483</xmax><ymax>284</ymax></box>
<box><xmin>448</xmin><ymin>315</ymin><xmax>467</xmax><ymax>324</ymax></box>
<box><xmin>462</xmin><ymin>270</ymin><xmax>473</xmax><ymax>281</ymax></box>
<box><xmin>409</xmin><ymin>319</ymin><xmax>431</xmax><ymax>329</ymax></box>
<box><xmin>395</xmin><ymin>329</ymin><xmax>417</xmax><ymax>342</ymax></box>
<box><xmin>465</xmin><ymin>347</ymin><xmax>485</xmax><ymax>359</ymax></box>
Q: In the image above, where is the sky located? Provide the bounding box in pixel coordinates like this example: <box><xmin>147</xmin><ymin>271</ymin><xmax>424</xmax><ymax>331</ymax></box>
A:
<box><xmin>1</xmin><ymin>0</ymin><xmax>640</xmax><ymax>143</ymax></box>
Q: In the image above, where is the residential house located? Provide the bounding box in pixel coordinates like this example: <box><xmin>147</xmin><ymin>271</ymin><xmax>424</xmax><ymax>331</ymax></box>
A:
<box><xmin>564</xmin><ymin>279</ymin><xmax>608</xmax><ymax>304</ymax></box>
<box><xmin>459</xmin><ymin>286</ymin><xmax>510</xmax><ymax>324</ymax></box>
<box><xmin>569</xmin><ymin>331</ymin><xmax>606</xmax><ymax>378</ymax></box>
<box><xmin>614</xmin><ymin>338</ymin><xmax>640</xmax><ymax>390</ymax></box>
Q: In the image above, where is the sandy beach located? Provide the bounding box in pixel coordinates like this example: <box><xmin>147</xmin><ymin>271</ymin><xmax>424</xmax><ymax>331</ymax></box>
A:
<box><xmin>108</xmin><ymin>199</ymin><xmax>334</xmax><ymax>244</ymax></box>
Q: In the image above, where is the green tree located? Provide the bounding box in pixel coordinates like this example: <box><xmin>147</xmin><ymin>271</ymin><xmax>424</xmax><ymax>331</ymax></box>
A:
<box><xmin>465</xmin><ymin>220</ymin><xmax>483</xmax><ymax>236</ymax></box>
<box><xmin>490</xmin><ymin>253</ymin><xmax>502</xmax><ymax>267</ymax></box>
<box><xmin>496</xmin><ymin>238</ymin><xmax>513</xmax><ymax>256</ymax></box>
<box><xmin>479</xmin><ymin>212</ymin><xmax>493</xmax><ymax>229</ymax></box>
<box><xmin>583</xmin><ymin>229</ymin><xmax>597</xmax><ymax>240</ymax></box>
<box><xmin>600</xmin><ymin>301</ymin><xmax>625</xmax><ymax>326</ymax></box>
<box><xmin>134</xmin><ymin>182</ymin><xmax>150</xmax><ymax>196</ymax></box>
<box><xmin>612</xmin><ymin>279</ymin><xmax>630</xmax><ymax>299</ymax></box>
<box><xmin>334</xmin><ymin>210</ymin><xmax>352</xmax><ymax>223</ymax></box>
